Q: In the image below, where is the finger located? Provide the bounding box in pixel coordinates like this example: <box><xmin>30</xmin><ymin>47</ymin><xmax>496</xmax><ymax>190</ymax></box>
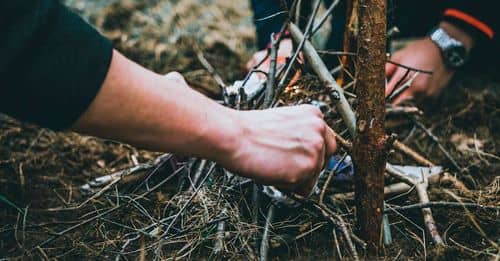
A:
<box><xmin>164</xmin><ymin>71</ymin><xmax>187</xmax><ymax>85</ymax></box>
<box><xmin>385</xmin><ymin>61</ymin><xmax>397</xmax><ymax>78</ymax></box>
<box><xmin>324</xmin><ymin>126</ymin><xmax>338</xmax><ymax>157</ymax></box>
<box><xmin>385</xmin><ymin>69</ymin><xmax>406</xmax><ymax>97</ymax></box>
<box><xmin>246</xmin><ymin>57</ymin><xmax>255</xmax><ymax>71</ymax></box>
<box><xmin>295</xmin><ymin>144</ymin><xmax>326</xmax><ymax>197</ymax></box>
<box><xmin>392</xmin><ymin>91</ymin><xmax>413</xmax><ymax>105</ymax></box>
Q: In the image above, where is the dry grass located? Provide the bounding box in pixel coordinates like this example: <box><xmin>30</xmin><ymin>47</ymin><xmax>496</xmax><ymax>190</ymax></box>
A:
<box><xmin>1</xmin><ymin>0</ymin><xmax>499</xmax><ymax>259</ymax></box>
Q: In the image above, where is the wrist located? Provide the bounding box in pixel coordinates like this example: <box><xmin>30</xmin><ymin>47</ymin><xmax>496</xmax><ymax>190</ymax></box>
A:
<box><xmin>439</xmin><ymin>21</ymin><xmax>475</xmax><ymax>51</ymax></box>
<box><xmin>200</xmin><ymin>105</ymin><xmax>243</xmax><ymax>164</ymax></box>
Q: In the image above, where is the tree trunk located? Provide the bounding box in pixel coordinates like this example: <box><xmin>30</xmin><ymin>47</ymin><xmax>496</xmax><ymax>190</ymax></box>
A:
<box><xmin>353</xmin><ymin>0</ymin><xmax>387</xmax><ymax>254</ymax></box>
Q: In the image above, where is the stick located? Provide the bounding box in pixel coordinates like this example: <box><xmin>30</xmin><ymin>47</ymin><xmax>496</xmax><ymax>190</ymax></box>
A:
<box><xmin>259</xmin><ymin>204</ymin><xmax>275</xmax><ymax>261</ymax></box>
<box><xmin>264</xmin><ymin>34</ymin><xmax>279</xmax><ymax>108</ymax></box>
<box><xmin>385</xmin><ymin>201</ymin><xmax>500</xmax><ymax>212</ymax></box>
<box><xmin>392</xmin><ymin>140</ymin><xmax>469</xmax><ymax>192</ymax></box>
<box><xmin>310</xmin><ymin>0</ymin><xmax>341</xmax><ymax>36</ymax></box>
<box><xmin>385</xmin><ymin>164</ymin><xmax>445</xmax><ymax>247</ymax></box>
<box><xmin>289</xmin><ymin>22</ymin><xmax>357</xmax><ymax>137</ymax></box>
<box><xmin>413</xmin><ymin>119</ymin><xmax>461</xmax><ymax>171</ymax></box>
<box><xmin>319</xmin><ymin>153</ymin><xmax>348</xmax><ymax>204</ymax></box>
<box><xmin>195</xmin><ymin>50</ymin><xmax>226</xmax><ymax>88</ymax></box>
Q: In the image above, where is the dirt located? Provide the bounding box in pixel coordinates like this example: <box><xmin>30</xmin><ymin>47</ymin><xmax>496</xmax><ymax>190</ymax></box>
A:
<box><xmin>1</xmin><ymin>0</ymin><xmax>499</xmax><ymax>260</ymax></box>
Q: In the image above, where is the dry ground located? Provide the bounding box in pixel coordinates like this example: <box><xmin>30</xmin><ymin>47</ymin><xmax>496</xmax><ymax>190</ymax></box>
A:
<box><xmin>1</xmin><ymin>0</ymin><xmax>498</xmax><ymax>259</ymax></box>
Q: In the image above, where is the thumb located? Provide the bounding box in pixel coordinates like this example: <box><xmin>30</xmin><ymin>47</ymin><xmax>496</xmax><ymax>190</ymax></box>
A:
<box><xmin>324</xmin><ymin>126</ymin><xmax>338</xmax><ymax>157</ymax></box>
<box><xmin>164</xmin><ymin>71</ymin><xmax>187</xmax><ymax>85</ymax></box>
<box><xmin>385</xmin><ymin>61</ymin><xmax>397</xmax><ymax>78</ymax></box>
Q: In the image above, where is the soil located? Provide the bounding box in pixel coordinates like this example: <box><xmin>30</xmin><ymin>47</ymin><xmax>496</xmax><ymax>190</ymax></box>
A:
<box><xmin>1</xmin><ymin>0</ymin><xmax>498</xmax><ymax>260</ymax></box>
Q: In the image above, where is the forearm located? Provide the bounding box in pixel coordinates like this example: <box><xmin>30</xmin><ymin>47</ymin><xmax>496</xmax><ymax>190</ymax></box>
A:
<box><xmin>72</xmin><ymin>50</ymin><xmax>239</xmax><ymax>161</ymax></box>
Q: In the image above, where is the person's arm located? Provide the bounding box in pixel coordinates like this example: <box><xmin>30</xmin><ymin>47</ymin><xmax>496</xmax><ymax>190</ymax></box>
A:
<box><xmin>73</xmin><ymin>50</ymin><xmax>337</xmax><ymax>195</ymax></box>
<box><xmin>0</xmin><ymin>0</ymin><xmax>336</xmax><ymax>196</ymax></box>
<box><xmin>385</xmin><ymin>22</ymin><xmax>475</xmax><ymax>104</ymax></box>
<box><xmin>385</xmin><ymin>3</ymin><xmax>495</xmax><ymax>104</ymax></box>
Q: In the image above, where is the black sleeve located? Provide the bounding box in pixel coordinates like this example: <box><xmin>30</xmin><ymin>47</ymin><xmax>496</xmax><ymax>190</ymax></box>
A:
<box><xmin>0</xmin><ymin>0</ymin><xmax>113</xmax><ymax>130</ymax></box>
<box><xmin>250</xmin><ymin>0</ymin><xmax>292</xmax><ymax>50</ymax></box>
<box><xmin>442</xmin><ymin>2</ymin><xmax>497</xmax><ymax>42</ymax></box>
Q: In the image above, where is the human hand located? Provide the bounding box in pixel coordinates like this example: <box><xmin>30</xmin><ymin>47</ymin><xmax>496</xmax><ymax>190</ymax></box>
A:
<box><xmin>220</xmin><ymin>105</ymin><xmax>337</xmax><ymax>196</ymax></box>
<box><xmin>164</xmin><ymin>71</ymin><xmax>335</xmax><ymax>196</ymax></box>
<box><xmin>385</xmin><ymin>22</ymin><xmax>475</xmax><ymax>104</ymax></box>
<box><xmin>385</xmin><ymin>38</ymin><xmax>455</xmax><ymax>104</ymax></box>
<box><xmin>73</xmin><ymin>50</ymin><xmax>335</xmax><ymax>197</ymax></box>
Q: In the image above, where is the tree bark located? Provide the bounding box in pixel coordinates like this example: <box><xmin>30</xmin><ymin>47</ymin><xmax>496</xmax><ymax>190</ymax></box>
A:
<box><xmin>353</xmin><ymin>0</ymin><xmax>387</xmax><ymax>254</ymax></box>
<box><xmin>338</xmin><ymin>0</ymin><xmax>358</xmax><ymax>86</ymax></box>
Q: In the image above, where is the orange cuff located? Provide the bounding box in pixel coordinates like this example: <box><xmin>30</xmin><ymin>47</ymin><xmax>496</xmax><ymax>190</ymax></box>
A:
<box><xmin>444</xmin><ymin>8</ymin><xmax>494</xmax><ymax>39</ymax></box>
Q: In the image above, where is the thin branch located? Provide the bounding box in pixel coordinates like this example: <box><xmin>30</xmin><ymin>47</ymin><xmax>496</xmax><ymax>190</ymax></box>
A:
<box><xmin>255</xmin><ymin>11</ymin><xmax>289</xmax><ymax>22</ymax></box>
<box><xmin>319</xmin><ymin>153</ymin><xmax>348</xmax><ymax>204</ymax></box>
<box><xmin>385</xmin><ymin>201</ymin><xmax>500</xmax><ymax>212</ymax></box>
<box><xmin>264</xmin><ymin>33</ymin><xmax>279</xmax><ymax>108</ymax></box>
<box><xmin>289</xmin><ymin>22</ymin><xmax>357</xmax><ymax>137</ymax></box>
<box><xmin>311</xmin><ymin>0</ymin><xmax>341</xmax><ymax>35</ymax></box>
<box><xmin>259</xmin><ymin>203</ymin><xmax>275</xmax><ymax>261</ymax></box>
<box><xmin>195</xmin><ymin>50</ymin><xmax>226</xmax><ymax>88</ymax></box>
<box><xmin>413</xmin><ymin>119</ymin><xmax>461</xmax><ymax>171</ymax></box>
<box><xmin>386</xmin><ymin>60</ymin><xmax>433</xmax><ymax>74</ymax></box>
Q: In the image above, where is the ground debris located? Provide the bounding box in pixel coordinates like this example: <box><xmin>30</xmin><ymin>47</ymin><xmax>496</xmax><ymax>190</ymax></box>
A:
<box><xmin>1</xmin><ymin>0</ymin><xmax>499</xmax><ymax>260</ymax></box>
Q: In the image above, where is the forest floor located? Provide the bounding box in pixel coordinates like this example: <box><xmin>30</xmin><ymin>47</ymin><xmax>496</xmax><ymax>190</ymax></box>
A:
<box><xmin>1</xmin><ymin>0</ymin><xmax>498</xmax><ymax>259</ymax></box>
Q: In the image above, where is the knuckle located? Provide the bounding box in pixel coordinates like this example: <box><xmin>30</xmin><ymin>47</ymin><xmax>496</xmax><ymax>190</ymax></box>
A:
<box><xmin>301</xmin><ymin>104</ymin><xmax>323</xmax><ymax>116</ymax></box>
<box><xmin>287</xmin><ymin>173</ymin><xmax>301</xmax><ymax>186</ymax></box>
<box><xmin>310</xmin><ymin>106</ymin><xmax>324</xmax><ymax>117</ymax></box>
<box><xmin>311</xmin><ymin>135</ymin><xmax>324</xmax><ymax>152</ymax></box>
<box><xmin>305</xmin><ymin>159</ymin><xmax>318</xmax><ymax>175</ymax></box>
<box><xmin>310</xmin><ymin>117</ymin><xmax>326</xmax><ymax>134</ymax></box>
<box><xmin>165</xmin><ymin>71</ymin><xmax>184</xmax><ymax>82</ymax></box>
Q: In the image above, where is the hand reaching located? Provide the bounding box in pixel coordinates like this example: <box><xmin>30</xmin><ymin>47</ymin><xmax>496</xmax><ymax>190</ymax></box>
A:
<box><xmin>385</xmin><ymin>38</ymin><xmax>455</xmax><ymax>104</ymax></box>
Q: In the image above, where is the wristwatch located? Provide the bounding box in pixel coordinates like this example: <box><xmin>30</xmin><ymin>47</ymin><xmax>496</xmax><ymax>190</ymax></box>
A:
<box><xmin>429</xmin><ymin>27</ymin><xmax>469</xmax><ymax>68</ymax></box>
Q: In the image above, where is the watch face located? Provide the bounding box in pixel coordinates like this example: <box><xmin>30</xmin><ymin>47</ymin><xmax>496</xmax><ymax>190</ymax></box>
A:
<box><xmin>444</xmin><ymin>46</ymin><xmax>467</xmax><ymax>68</ymax></box>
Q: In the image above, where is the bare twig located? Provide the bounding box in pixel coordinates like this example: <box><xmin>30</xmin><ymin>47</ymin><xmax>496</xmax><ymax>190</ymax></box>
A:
<box><xmin>386</xmin><ymin>60</ymin><xmax>433</xmax><ymax>75</ymax></box>
<box><xmin>259</xmin><ymin>203</ymin><xmax>275</xmax><ymax>261</ymax></box>
<box><xmin>386</xmin><ymin>164</ymin><xmax>445</xmax><ymax>247</ymax></box>
<box><xmin>413</xmin><ymin>119</ymin><xmax>461</xmax><ymax>171</ymax></box>
<box><xmin>289</xmin><ymin>22</ymin><xmax>357</xmax><ymax>137</ymax></box>
<box><xmin>393</xmin><ymin>140</ymin><xmax>434</xmax><ymax>167</ymax></box>
<box><xmin>319</xmin><ymin>153</ymin><xmax>348</xmax><ymax>204</ymax></box>
<box><xmin>264</xmin><ymin>34</ymin><xmax>279</xmax><ymax>108</ymax></box>
<box><xmin>195</xmin><ymin>50</ymin><xmax>226</xmax><ymax>88</ymax></box>
<box><xmin>310</xmin><ymin>0</ymin><xmax>341</xmax><ymax>36</ymax></box>
<box><xmin>387</xmin><ymin>72</ymin><xmax>420</xmax><ymax>102</ymax></box>
<box><xmin>385</xmin><ymin>201</ymin><xmax>500</xmax><ymax>212</ymax></box>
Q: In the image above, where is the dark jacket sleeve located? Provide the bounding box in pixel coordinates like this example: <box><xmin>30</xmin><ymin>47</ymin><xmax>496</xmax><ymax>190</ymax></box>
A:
<box><xmin>250</xmin><ymin>0</ymin><xmax>293</xmax><ymax>50</ymax></box>
<box><xmin>0</xmin><ymin>0</ymin><xmax>113</xmax><ymax>130</ymax></box>
<box><xmin>442</xmin><ymin>1</ymin><xmax>497</xmax><ymax>41</ymax></box>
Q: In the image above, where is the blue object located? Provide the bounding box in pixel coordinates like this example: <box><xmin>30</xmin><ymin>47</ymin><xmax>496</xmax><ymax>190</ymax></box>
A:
<box><xmin>326</xmin><ymin>155</ymin><xmax>354</xmax><ymax>182</ymax></box>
